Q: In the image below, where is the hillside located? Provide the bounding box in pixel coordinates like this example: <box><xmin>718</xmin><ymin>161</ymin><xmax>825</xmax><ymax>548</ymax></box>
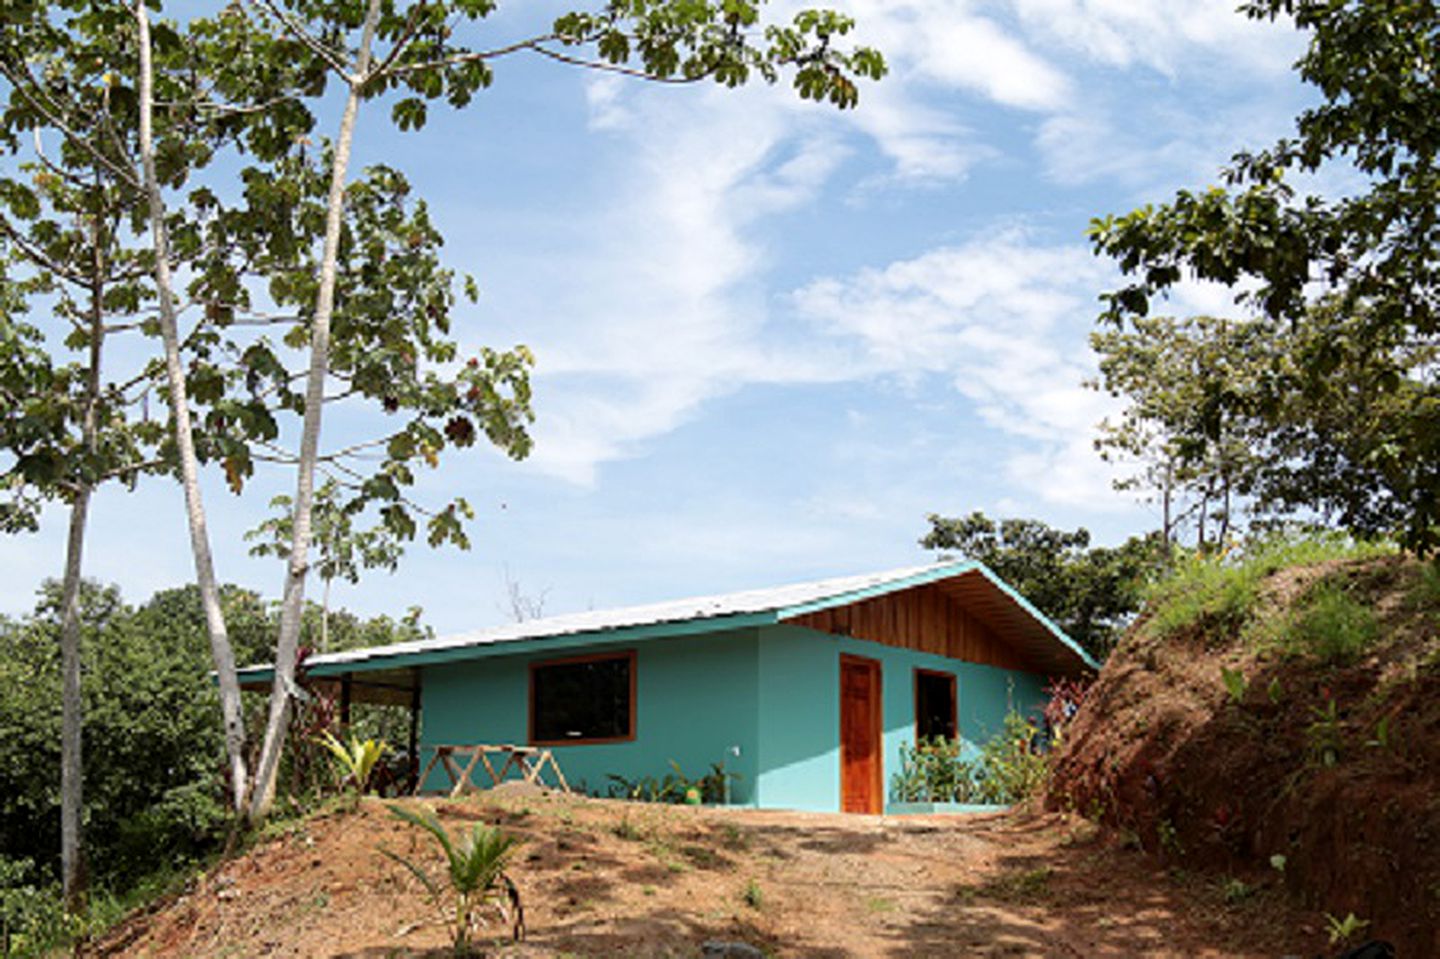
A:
<box><xmin>91</xmin><ymin>787</ymin><xmax>1333</xmax><ymax>958</ymax></box>
<box><xmin>1048</xmin><ymin>552</ymin><xmax>1440</xmax><ymax>956</ymax></box>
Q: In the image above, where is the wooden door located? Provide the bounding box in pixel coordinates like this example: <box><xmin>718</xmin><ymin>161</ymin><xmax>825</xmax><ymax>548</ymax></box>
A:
<box><xmin>839</xmin><ymin>654</ymin><xmax>882</xmax><ymax>814</ymax></box>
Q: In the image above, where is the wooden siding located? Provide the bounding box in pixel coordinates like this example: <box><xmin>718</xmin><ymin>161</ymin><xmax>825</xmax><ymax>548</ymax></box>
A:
<box><xmin>784</xmin><ymin>582</ymin><xmax>1035</xmax><ymax>672</ymax></box>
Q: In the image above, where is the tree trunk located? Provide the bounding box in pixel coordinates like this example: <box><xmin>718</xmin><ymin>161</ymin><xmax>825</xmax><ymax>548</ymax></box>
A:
<box><xmin>1162</xmin><ymin>457</ymin><xmax>1173</xmax><ymax>552</ymax></box>
<box><xmin>248</xmin><ymin>0</ymin><xmax>382</xmax><ymax>822</ymax></box>
<box><xmin>321</xmin><ymin>575</ymin><xmax>331</xmax><ymax>652</ymax></box>
<box><xmin>61</xmin><ymin>179</ymin><xmax>108</xmax><ymax>909</ymax></box>
<box><xmin>135</xmin><ymin>2</ymin><xmax>251</xmax><ymax>813</ymax></box>
<box><xmin>58</xmin><ymin>485</ymin><xmax>91</xmax><ymax>911</ymax></box>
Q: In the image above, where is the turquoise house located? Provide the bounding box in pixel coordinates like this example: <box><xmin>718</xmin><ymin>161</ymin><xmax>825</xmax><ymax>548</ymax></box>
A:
<box><xmin>238</xmin><ymin>562</ymin><xmax>1095</xmax><ymax>813</ymax></box>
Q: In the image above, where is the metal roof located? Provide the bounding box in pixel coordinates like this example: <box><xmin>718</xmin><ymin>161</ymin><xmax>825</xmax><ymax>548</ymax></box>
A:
<box><xmin>235</xmin><ymin>560</ymin><xmax>1096</xmax><ymax>684</ymax></box>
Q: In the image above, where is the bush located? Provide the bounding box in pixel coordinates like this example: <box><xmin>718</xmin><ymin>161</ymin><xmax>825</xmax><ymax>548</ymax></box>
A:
<box><xmin>891</xmin><ymin>711</ymin><xmax>1048</xmax><ymax>805</ymax></box>
<box><xmin>891</xmin><ymin>737</ymin><xmax>980</xmax><ymax>803</ymax></box>
<box><xmin>0</xmin><ymin>858</ymin><xmax>68</xmax><ymax>959</ymax></box>
<box><xmin>1143</xmin><ymin>532</ymin><xmax>1393</xmax><ymax>642</ymax></box>
<box><xmin>606</xmin><ymin>760</ymin><xmax>737</xmax><ymax>805</ymax></box>
<box><xmin>1285</xmin><ymin>581</ymin><xmax>1379</xmax><ymax>665</ymax></box>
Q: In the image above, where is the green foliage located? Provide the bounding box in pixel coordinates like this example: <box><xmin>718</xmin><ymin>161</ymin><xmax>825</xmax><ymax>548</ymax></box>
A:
<box><xmin>382</xmin><ymin>804</ymin><xmax>523</xmax><ymax>953</ymax></box>
<box><xmin>1409</xmin><ymin>562</ymin><xmax>1440</xmax><ymax>611</ymax></box>
<box><xmin>0</xmin><ymin>858</ymin><xmax>67</xmax><ymax>959</ymax></box>
<box><xmin>1220</xmin><ymin>877</ymin><xmax>1256</xmax><ymax>905</ymax></box>
<box><xmin>1142</xmin><ymin>531</ymin><xmax>1392</xmax><ymax>642</ymax></box>
<box><xmin>606</xmin><ymin>760</ymin><xmax>737</xmax><ymax>805</ymax></box>
<box><xmin>890</xmin><ymin>712</ymin><xmax>1049</xmax><ymax>806</ymax></box>
<box><xmin>0</xmin><ymin>578</ymin><xmax>425</xmax><ymax>903</ymax></box>
<box><xmin>1284</xmin><ymin>581</ymin><xmax>1379</xmax><ymax>665</ymax></box>
<box><xmin>247</xmin><ymin>480</ymin><xmax>404</xmax><ymax>595</ymax></box>
<box><xmin>1305</xmin><ymin>699</ymin><xmax>1343</xmax><ymax>768</ymax></box>
<box><xmin>1090</xmin><ymin>0</ymin><xmax>1440</xmax><ymax>555</ymax></box>
<box><xmin>1219</xmin><ymin>666</ymin><xmax>1248</xmax><ymax>704</ymax></box>
<box><xmin>741</xmin><ymin>878</ymin><xmax>763</xmax><ymax>910</ymax></box>
<box><xmin>1091</xmin><ymin>315</ymin><xmax>1274</xmax><ymax>549</ymax></box>
<box><xmin>1145</xmin><ymin>551</ymin><xmax>1266</xmax><ymax>641</ymax></box>
<box><xmin>0</xmin><ymin>582</ymin><xmax>230</xmax><ymax>885</ymax></box>
<box><xmin>891</xmin><ymin>737</ymin><xmax>979</xmax><ymax>803</ymax></box>
<box><xmin>1156</xmin><ymin>819</ymin><xmax>1184</xmax><ymax>859</ymax></box>
<box><xmin>1324</xmin><ymin>911</ymin><xmax>1371</xmax><ymax>946</ymax></box>
<box><xmin>1366</xmin><ymin>716</ymin><xmax>1392</xmax><ymax>752</ymax></box>
<box><xmin>921</xmin><ymin>511</ymin><xmax>1167</xmax><ymax>660</ymax></box>
<box><xmin>976</xmin><ymin>711</ymin><xmax>1049</xmax><ymax>804</ymax></box>
<box><xmin>317</xmin><ymin>731</ymin><xmax>388</xmax><ymax>803</ymax></box>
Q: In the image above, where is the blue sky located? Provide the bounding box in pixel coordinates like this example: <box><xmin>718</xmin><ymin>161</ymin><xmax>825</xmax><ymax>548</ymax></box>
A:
<box><xmin>1</xmin><ymin>1</ymin><xmax>1314</xmax><ymax>636</ymax></box>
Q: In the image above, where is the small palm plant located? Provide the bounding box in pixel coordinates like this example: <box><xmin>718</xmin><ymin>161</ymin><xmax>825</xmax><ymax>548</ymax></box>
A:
<box><xmin>381</xmin><ymin>804</ymin><xmax>525</xmax><ymax>954</ymax></box>
<box><xmin>318</xmin><ymin>730</ymin><xmax>387</xmax><ymax>805</ymax></box>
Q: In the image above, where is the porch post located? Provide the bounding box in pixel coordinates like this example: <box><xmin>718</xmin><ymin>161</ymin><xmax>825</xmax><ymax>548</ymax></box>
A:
<box><xmin>339</xmin><ymin>674</ymin><xmax>352</xmax><ymax>728</ymax></box>
<box><xmin>407</xmin><ymin>671</ymin><xmax>422</xmax><ymax>793</ymax></box>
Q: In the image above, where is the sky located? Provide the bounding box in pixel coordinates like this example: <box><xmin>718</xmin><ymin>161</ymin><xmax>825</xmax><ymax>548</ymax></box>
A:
<box><xmin>0</xmin><ymin>1</ymin><xmax>1316</xmax><ymax>638</ymax></box>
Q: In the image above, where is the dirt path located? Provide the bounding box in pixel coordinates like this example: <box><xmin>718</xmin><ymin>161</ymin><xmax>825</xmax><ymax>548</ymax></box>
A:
<box><xmin>94</xmin><ymin>790</ymin><xmax>1333</xmax><ymax>958</ymax></box>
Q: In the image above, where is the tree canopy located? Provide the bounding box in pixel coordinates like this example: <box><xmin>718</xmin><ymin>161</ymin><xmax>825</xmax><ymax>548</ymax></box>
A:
<box><xmin>920</xmin><ymin>511</ymin><xmax>1165</xmax><ymax>661</ymax></box>
<box><xmin>1089</xmin><ymin>0</ymin><xmax>1440</xmax><ymax>554</ymax></box>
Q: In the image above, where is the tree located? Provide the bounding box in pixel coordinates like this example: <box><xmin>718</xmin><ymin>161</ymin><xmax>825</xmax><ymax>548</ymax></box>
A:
<box><xmin>1089</xmin><ymin>0</ymin><xmax>1440</xmax><ymax>554</ymax></box>
<box><xmin>231</xmin><ymin>0</ymin><xmax>887</xmax><ymax>822</ymax></box>
<box><xmin>246</xmin><ymin>479</ymin><xmax>404</xmax><ymax>651</ymax></box>
<box><xmin>920</xmin><ymin>511</ymin><xmax>1165</xmax><ymax>661</ymax></box>
<box><xmin>1090</xmin><ymin>315</ymin><xmax>1270</xmax><ymax>550</ymax></box>
<box><xmin>0</xmin><ymin>577</ymin><xmax>435</xmax><ymax>908</ymax></box>
<box><xmin>0</xmin><ymin>4</ymin><xmax>180</xmax><ymax>902</ymax></box>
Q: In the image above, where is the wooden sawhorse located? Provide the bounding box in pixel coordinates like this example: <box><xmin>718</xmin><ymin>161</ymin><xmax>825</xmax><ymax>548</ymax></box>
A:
<box><xmin>413</xmin><ymin>743</ymin><xmax>570</xmax><ymax>797</ymax></box>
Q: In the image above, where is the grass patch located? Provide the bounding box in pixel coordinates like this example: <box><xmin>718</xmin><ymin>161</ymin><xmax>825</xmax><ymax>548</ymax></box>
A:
<box><xmin>865</xmin><ymin>896</ymin><xmax>897</xmax><ymax>913</ymax></box>
<box><xmin>611</xmin><ymin>815</ymin><xmax>647</xmax><ymax>841</ymax></box>
<box><xmin>976</xmin><ymin>866</ymin><xmax>1054</xmax><ymax>902</ymax></box>
<box><xmin>742</xmin><ymin>878</ymin><xmax>764</xmax><ymax>909</ymax></box>
<box><xmin>1284</xmin><ymin>580</ymin><xmax>1379</xmax><ymax>665</ymax></box>
<box><xmin>1409</xmin><ymin>562</ymin><xmax>1440</xmax><ymax>611</ymax></box>
<box><xmin>1143</xmin><ymin>533</ymin><xmax>1393</xmax><ymax>643</ymax></box>
<box><xmin>1219</xmin><ymin>877</ymin><xmax>1257</xmax><ymax>905</ymax></box>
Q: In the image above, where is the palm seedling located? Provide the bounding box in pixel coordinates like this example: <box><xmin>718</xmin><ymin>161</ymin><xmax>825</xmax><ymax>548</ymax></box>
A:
<box><xmin>382</xmin><ymin>804</ymin><xmax>525</xmax><ymax>954</ymax></box>
<box><xmin>318</xmin><ymin>731</ymin><xmax>387</xmax><ymax>804</ymax></box>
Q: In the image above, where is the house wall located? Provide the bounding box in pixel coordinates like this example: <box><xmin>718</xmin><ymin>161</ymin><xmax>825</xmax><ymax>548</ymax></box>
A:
<box><xmin>754</xmin><ymin>623</ymin><xmax>1047</xmax><ymax>812</ymax></box>
<box><xmin>416</xmin><ymin>621</ymin><xmax>1047</xmax><ymax>814</ymax></box>
<box><xmin>418</xmin><ymin>627</ymin><xmax>760</xmax><ymax>803</ymax></box>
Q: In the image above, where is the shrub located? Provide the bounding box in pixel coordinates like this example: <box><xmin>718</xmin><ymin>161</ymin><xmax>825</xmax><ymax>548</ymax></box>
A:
<box><xmin>1285</xmin><ymin>581</ymin><xmax>1378</xmax><ymax>665</ymax></box>
<box><xmin>891</xmin><ymin>737</ymin><xmax>980</xmax><ymax>803</ymax></box>
<box><xmin>606</xmin><ymin>760</ymin><xmax>736</xmax><ymax>805</ymax></box>
<box><xmin>381</xmin><ymin>805</ymin><xmax>524</xmax><ymax>955</ymax></box>
<box><xmin>975</xmin><ymin>711</ymin><xmax>1049</xmax><ymax>804</ymax></box>
<box><xmin>318</xmin><ymin>731</ymin><xmax>388</xmax><ymax>805</ymax></box>
<box><xmin>0</xmin><ymin>858</ymin><xmax>68</xmax><ymax>959</ymax></box>
<box><xmin>890</xmin><ymin>711</ymin><xmax>1048</xmax><ymax>805</ymax></box>
<box><xmin>1143</xmin><ymin>531</ymin><xmax>1392</xmax><ymax>643</ymax></box>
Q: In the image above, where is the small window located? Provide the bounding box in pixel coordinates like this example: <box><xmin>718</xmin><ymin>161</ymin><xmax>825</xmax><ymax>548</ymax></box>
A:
<box><xmin>530</xmin><ymin>651</ymin><xmax>635</xmax><ymax>745</ymax></box>
<box><xmin>914</xmin><ymin>669</ymin><xmax>957</xmax><ymax>742</ymax></box>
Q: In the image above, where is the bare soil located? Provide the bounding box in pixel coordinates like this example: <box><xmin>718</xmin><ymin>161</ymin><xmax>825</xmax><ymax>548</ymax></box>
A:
<box><xmin>91</xmin><ymin>786</ymin><xmax>1333</xmax><ymax>958</ymax></box>
<box><xmin>1047</xmin><ymin>555</ymin><xmax>1440</xmax><ymax>957</ymax></box>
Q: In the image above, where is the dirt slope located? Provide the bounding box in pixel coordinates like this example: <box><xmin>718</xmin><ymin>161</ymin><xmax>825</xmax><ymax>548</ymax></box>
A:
<box><xmin>1048</xmin><ymin>555</ymin><xmax>1440</xmax><ymax>957</ymax></box>
<box><xmin>91</xmin><ymin>788</ymin><xmax>1332</xmax><ymax>958</ymax></box>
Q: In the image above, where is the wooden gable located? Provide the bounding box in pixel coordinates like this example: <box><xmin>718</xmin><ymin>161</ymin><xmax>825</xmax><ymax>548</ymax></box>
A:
<box><xmin>783</xmin><ymin>580</ymin><xmax>1038</xmax><ymax>672</ymax></box>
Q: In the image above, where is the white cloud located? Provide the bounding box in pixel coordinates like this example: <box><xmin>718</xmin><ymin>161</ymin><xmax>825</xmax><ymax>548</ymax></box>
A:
<box><xmin>496</xmin><ymin>0</ymin><xmax>1310</xmax><ymax>488</ymax></box>
<box><xmin>792</xmin><ymin>233</ymin><xmax>1131</xmax><ymax>511</ymax></box>
<box><xmin>1011</xmin><ymin>0</ymin><xmax>1301</xmax><ymax>77</ymax></box>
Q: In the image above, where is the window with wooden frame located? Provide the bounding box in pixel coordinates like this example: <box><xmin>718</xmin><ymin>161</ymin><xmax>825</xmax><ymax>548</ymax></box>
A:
<box><xmin>914</xmin><ymin>668</ymin><xmax>957</xmax><ymax>742</ymax></box>
<box><xmin>529</xmin><ymin>650</ymin><xmax>636</xmax><ymax>745</ymax></box>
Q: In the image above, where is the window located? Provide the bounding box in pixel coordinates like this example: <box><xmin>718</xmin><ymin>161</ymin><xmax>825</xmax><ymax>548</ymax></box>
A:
<box><xmin>529</xmin><ymin>651</ymin><xmax>635</xmax><ymax>745</ymax></box>
<box><xmin>914</xmin><ymin>669</ymin><xmax>957</xmax><ymax>742</ymax></box>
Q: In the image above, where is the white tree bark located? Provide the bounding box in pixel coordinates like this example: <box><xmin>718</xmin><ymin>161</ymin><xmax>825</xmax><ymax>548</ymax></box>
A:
<box><xmin>247</xmin><ymin>0</ymin><xmax>383</xmax><ymax>821</ymax></box>
<box><xmin>60</xmin><ymin>187</ymin><xmax>107</xmax><ymax>908</ymax></box>
<box><xmin>58</xmin><ymin>485</ymin><xmax>91</xmax><ymax>911</ymax></box>
<box><xmin>135</xmin><ymin>2</ymin><xmax>250</xmax><ymax>812</ymax></box>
